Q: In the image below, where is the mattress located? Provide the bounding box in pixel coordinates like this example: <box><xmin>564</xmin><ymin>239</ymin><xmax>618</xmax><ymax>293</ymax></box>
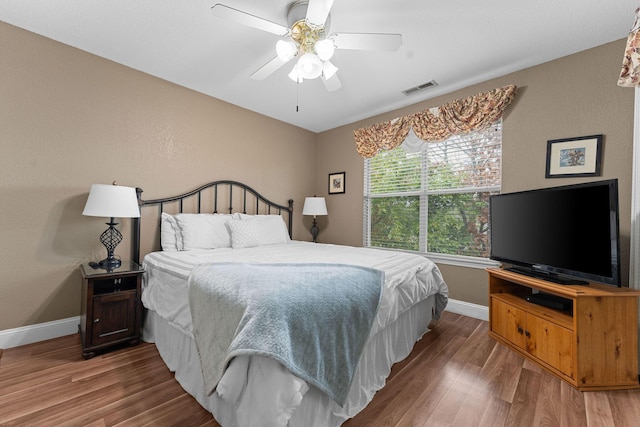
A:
<box><xmin>141</xmin><ymin>241</ymin><xmax>448</xmax><ymax>426</ymax></box>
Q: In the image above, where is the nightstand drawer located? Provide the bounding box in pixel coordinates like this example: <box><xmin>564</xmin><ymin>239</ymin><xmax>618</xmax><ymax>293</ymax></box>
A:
<box><xmin>93</xmin><ymin>276</ymin><xmax>137</xmax><ymax>294</ymax></box>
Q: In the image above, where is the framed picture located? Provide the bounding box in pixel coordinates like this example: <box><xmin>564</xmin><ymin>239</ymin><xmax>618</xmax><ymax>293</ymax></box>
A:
<box><xmin>328</xmin><ymin>172</ymin><xmax>346</xmax><ymax>194</ymax></box>
<box><xmin>545</xmin><ymin>134</ymin><xmax>603</xmax><ymax>178</ymax></box>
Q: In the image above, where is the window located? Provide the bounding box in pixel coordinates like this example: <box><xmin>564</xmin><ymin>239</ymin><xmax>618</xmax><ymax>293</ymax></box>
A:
<box><xmin>363</xmin><ymin>121</ymin><xmax>502</xmax><ymax>262</ymax></box>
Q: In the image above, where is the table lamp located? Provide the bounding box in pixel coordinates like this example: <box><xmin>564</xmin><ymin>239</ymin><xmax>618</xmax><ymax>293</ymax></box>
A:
<box><xmin>302</xmin><ymin>197</ymin><xmax>328</xmax><ymax>243</ymax></box>
<box><xmin>82</xmin><ymin>182</ymin><xmax>140</xmax><ymax>269</ymax></box>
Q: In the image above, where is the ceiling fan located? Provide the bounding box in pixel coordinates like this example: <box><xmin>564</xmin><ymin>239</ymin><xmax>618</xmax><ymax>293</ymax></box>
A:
<box><xmin>211</xmin><ymin>0</ymin><xmax>402</xmax><ymax>91</ymax></box>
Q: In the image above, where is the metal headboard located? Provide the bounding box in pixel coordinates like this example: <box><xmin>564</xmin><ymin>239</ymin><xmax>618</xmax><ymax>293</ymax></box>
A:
<box><xmin>132</xmin><ymin>180</ymin><xmax>294</xmax><ymax>264</ymax></box>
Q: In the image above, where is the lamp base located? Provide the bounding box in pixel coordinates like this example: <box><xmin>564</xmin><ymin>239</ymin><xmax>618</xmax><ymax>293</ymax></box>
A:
<box><xmin>310</xmin><ymin>218</ymin><xmax>320</xmax><ymax>243</ymax></box>
<box><xmin>89</xmin><ymin>256</ymin><xmax>122</xmax><ymax>270</ymax></box>
<box><xmin>90</xmin><ymin>219</ymin><xmax>123</xmax><ymax>270</ymax></box>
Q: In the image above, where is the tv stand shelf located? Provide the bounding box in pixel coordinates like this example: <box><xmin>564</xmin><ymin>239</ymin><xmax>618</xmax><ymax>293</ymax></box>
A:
<box><xmin>488</xmin><ymin>267</ymin><xmax>640</xmax><ymax>391</ymax></box>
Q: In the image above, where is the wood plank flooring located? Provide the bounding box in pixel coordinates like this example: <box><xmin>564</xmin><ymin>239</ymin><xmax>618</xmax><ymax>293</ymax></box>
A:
<box><xmin>1</xmin><ymin>312</ymin><xmax>640</xmax><ymax>426</ymax></box>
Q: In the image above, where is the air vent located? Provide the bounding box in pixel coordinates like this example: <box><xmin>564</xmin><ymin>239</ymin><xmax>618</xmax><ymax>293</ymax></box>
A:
<box><xmin>402</xmin><ymin>80</ymin><xmax>438</xmax><ymax>96</ymax></box>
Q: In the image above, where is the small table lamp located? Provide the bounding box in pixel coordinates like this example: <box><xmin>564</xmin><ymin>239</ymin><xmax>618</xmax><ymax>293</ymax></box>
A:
<box><xmin>302</xmin><ymin>197</ymin><xmax>328</xmax><ymax>243</ymax></box>
<box><xmin>82</xmin><ymin>183</ymin><xmax>140</xmax><ymax>269</ymax></box>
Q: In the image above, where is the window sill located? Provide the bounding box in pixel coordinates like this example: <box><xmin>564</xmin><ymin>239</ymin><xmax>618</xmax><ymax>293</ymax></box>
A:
<box><xmin>366</xmin><ymin>247</ymin><xmax>500</xmax><ymax>269</ymax></box>
<box><xmin>425</xmin><ymin>253</ymin><xmax>500</xmax><ymax>269</ymax></box>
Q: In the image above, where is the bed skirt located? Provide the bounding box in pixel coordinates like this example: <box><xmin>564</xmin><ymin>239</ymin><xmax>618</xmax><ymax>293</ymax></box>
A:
<box><xmin>142</xmin><ymin>296</ymin><xmax>436</xmax><ymax>426</ymax></box>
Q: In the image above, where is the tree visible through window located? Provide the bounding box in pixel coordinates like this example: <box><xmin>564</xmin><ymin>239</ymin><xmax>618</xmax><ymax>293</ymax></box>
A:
<box><xmin>363</xmin><ymin>121</ymin><xmax>502</xmax><ymax>259</ymax></box>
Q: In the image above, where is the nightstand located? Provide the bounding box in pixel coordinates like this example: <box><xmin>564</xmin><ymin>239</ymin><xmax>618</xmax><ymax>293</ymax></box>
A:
<box><xmin>79</xmin><ymin>261</ymin><xmax>145</xmax><ymax>359</ymax></box>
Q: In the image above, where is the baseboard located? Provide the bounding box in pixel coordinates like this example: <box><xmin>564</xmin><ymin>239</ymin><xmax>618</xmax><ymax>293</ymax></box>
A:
<box><xmin>0</xmin><ymin>316</ymin><xmax>80</xmax><ymax>349</ymax></box>
<box><xmin>0</xmin><ymin>299</ymin><xmax>488</xmax><ymax>349</ymax></box>
<box><xmin>445</xmin><ymin>298</ymin><xmax>489</xmax><ymax>321</ymax></box>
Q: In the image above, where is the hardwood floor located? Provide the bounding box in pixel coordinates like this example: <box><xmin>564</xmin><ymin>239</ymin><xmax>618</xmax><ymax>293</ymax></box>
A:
<box><xmin>1</xmin><ymin>312</ymin><xmax>640</xmax><ymax>426</ymax></box>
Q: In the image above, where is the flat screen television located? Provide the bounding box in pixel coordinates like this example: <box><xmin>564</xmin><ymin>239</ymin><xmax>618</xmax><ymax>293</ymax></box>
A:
<box><xmin>489</xmin><ymin>179</ymin><xmax>621</xmax><ymax>287</ymax></box>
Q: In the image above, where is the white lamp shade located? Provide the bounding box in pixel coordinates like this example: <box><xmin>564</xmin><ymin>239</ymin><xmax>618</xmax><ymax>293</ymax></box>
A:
<box><xmin>302</xmin><ymin>197</ymin><xmax>328</xmax><ymax>216</ymax></box>
<box><xmin>276</xmin><ymin>40</ymin><xmax>297</xmax><ymax>61</ymax></box>
<box><xmin>297</xmin><ymin>53</ymin><xmax>323</xmax><ymax>79</ymax></box>
<box><xmin>288</xmin><ymin>62</ymin><xmax>303</xmax><ymax>82</ymax></box>
<box><xmin>322</xmin><ymin>60</ymin><xmax>338</xmax><ymax>79</ymax></box>
<box><xmin>82</xmin><ymin>184</ymin><xmax>140</xmax><ymax>218</ymax></box>
<box><xmin>315</xmin><ymin>39</ymin><xmax>335</xmax><ymax>61</ymax></box>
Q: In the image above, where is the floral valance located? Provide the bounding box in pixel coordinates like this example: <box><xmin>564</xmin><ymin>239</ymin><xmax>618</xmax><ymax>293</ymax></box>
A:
<box><xmin>618</xmin><ymin>7</ymin><xmax>640</xmax><ymax>87</ymax></box>
<box><xmin>354</xmin><ymin>84</ymin><xmax>518</xmax><ymax>158</ymax></box>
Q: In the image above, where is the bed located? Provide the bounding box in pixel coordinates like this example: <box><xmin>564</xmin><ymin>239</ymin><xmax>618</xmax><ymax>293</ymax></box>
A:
<box><xmin>132</xmin><ymin>180</ymin><xmax>448</xmax><ymax>426</ymax></box>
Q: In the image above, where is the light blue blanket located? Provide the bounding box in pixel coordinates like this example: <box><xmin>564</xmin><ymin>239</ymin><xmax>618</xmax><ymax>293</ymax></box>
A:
<box><xmin>188</xmin><ymin>262</ymin><xmax>384</xmax><ymax>407</ymax></box>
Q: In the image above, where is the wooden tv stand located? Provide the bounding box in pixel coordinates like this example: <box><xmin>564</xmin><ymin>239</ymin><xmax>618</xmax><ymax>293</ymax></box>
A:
<box><xmin>488</xmin><ymin>267</ymin><xmax>640</xmax><ymax>390</ymax></box>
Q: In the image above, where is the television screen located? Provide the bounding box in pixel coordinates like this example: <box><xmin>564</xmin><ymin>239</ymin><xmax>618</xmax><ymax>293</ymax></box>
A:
<box><xmin>489</xmin><ymin>179</ymin><xmax>620</xmax><ymax>286</ymax></box>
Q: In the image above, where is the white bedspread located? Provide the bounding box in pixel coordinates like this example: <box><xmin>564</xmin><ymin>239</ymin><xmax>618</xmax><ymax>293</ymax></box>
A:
<box><xmin>142</xmin><ymin>241</ymin><xmax>448</xmax><ymax>426</ymax></box>
<box><xmin>143</xmin><ymin>241</ymin><xmax>447</xmax><ymax>335</ymax></box>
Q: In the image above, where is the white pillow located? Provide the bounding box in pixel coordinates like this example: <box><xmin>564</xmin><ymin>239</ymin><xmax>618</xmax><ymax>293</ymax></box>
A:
<box><xmin>174</xmin><ymin>213</ymin><xmax>233</xmax><ymax>250</ymax></box>
<box><xmin>160</xmin><ymin>212</ymin><xmax>180</xmax><ymax>251</ymax></box>
<box><xmin>237</xmin><ymin>214</ymin><xmax>291</xmax><ymax>241</ymax></box>
<box><xmin>230</xmin><ymin>216</ymin><xmax>290</xmax><ymax>248</ymax></box>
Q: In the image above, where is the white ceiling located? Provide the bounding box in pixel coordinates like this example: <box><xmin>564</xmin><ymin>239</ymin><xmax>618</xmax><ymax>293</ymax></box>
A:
<box><xmin>0</xmin><ymin>1</ymin><xmax>637</xmax><ymax>132</ymax></box>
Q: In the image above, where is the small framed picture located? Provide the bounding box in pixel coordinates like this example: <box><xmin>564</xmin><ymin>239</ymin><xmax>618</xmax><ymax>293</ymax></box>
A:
<box><xmin>545</xmin><ymin>134</ymin><xmax>603</xmax><ymax>178</ymax></box>
<box><xmin>328</xmin><ymin>172</ymin><xmax>346</xmax><ymax>194</ymax></box>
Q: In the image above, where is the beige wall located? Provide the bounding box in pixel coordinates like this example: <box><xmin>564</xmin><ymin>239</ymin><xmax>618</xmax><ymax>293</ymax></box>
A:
<box><xmin>0</xmin><ymin>18</ymin><xmax>634</xmax><ymax>332</ymax></box>
<box><xmin>0</xmin><ymin>22</ymin><xmax>317</xmax><ymax>331</ymax></box>
<box><xmin>315</xmin><ymin>39</ymin><xmax>634</xmax><ymax>306</ymax></box>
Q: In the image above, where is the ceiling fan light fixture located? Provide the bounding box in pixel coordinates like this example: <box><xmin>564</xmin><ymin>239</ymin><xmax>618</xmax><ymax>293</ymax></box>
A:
<box><xmin>276</xmin><ymin>40</ymin><xmax>298</xmax><ymax>61</ymax></box>
<box><xmin>297</xmin><ymin>52</ymin><xmax>323</xmax><ymax>79</ymax></box>
<box><xmin>322</xmin><ymin>60</ymin><xmax>338</xmax><ymax>79</ymax></box>
<box><xmin>314</xmin><ymin>38</ymin><xmax>335</xmax><ymax>61</ymax></box>
<box><xmin>211</xmin><ymin>1</ymin><xmax>403</xmax><ymax>92</ymax></box>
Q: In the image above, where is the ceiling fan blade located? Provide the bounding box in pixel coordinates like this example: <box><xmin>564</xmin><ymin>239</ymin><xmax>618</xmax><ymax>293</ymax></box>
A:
<box><xmin>322</xmin><ymin>73</ymin><xmax>341</xmax><ymax>92</ymax></box>
<box><xmin>211</xmin><ymin>4</ymin><xmax>289</xmax><ymax>36</ymax></box>
<box><xmin>331</xmin><ymin>33</ymin><xmax>402</xmax><ymax>51</ymax></box>
<box><xmin>251</xmin><ymin>56</ymin><xmax>292</xmax><ymax>80</ymax></box>
<box><xmin>306</xmin><ymin>0</ymin><xmax>335</xmax><ymax>26</ymax></box>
